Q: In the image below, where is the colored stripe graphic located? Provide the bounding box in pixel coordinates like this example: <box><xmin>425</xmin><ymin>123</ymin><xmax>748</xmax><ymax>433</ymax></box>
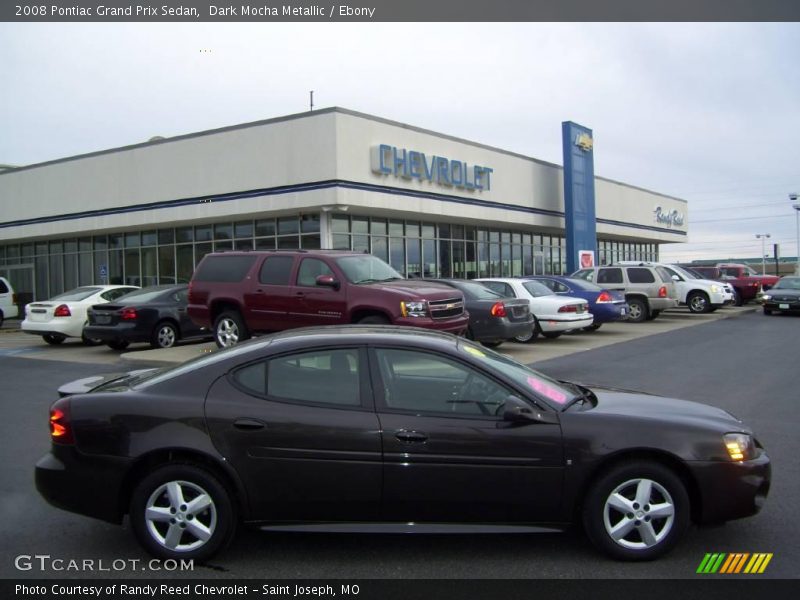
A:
<box><xmin>697</xmin><ymin>553</ymin><xmax>772</xmax><ymax>574</ymax></box>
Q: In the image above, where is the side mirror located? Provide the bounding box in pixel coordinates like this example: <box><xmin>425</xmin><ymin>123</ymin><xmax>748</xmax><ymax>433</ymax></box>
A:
<box><xmin>671</xmin><ymin>274</ymin><xmax>681</xmax><ymax>282</ymax></box>
<box><xmin>502</xmin><ymin>395</ymin><xmax>557</xmax><ymax>424</ymax></box>
<box><xmin>316</xmin><ymin>274</ymin><xmax>340</xmax><ymax>290</ymax></box>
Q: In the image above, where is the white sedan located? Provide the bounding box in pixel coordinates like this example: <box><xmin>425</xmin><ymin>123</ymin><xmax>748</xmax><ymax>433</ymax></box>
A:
<box><xmin>476</xmin><ymin>278</ymin><xmax>594</xmax><ymax>342</ymax></box>
<box><xmin>22</xmin><ymin>285</ymin><xmax>139</xmax><ymax>345</ymax></box>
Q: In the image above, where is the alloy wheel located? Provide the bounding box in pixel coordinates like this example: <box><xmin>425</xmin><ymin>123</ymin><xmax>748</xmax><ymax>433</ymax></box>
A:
<box><xmin>216</xmin><ymin>318</ymin><xmax>239</xmax><ymax>347</ymax></box>
<box><xmin>144</xmin><ymin>480</ymin><xmax>217</xmax><ymax>553</ymax></box>
<box><xmin>602</xmin><ymin>477</ymin><xmax>675</xmax><ymax>550</ymax></box>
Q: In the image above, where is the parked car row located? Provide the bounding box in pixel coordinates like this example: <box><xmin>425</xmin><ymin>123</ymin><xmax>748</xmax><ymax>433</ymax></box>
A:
<box><xmin>20</xmin><ymin>284</ymin><xmax>212</xmax><ymax>349</ymax></box>
<box><xmin>13</xmin><ymin>253</ymin><xmax>791</xmax><ymax>353</ymax></box>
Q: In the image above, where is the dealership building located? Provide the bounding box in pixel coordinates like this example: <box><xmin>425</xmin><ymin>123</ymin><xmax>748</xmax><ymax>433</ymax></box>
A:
<box><xmin>0</xmin><ymin>107</ymin><xmax>687</xmax><ymax>304</ymax></box>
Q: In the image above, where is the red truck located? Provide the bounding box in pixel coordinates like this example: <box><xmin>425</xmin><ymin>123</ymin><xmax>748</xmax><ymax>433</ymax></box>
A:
<box><xmin>682</xmin><ymin>263</ymin><xmax>779</xmax><ymax>306</ymax></box>
<box><xmin>188</xmin><ymin>250</ymin><xmax>470</xmax><ymax>347</ymax></box>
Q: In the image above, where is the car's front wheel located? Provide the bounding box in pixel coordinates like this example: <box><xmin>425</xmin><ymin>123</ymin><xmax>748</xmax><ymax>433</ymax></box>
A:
<box><xmin>687</xmin><ymin>291</ymin><xmax>711</xmax><ymax>314</ymax></box>
<box><xmin>514</xmin><ymin>319</ymin><xmax>540</xmax><ymax>343</ymax></box>
<box><xmin>214</xmin><ymin>311</ymin><xmax>249</xmax><ymax>348</ymax></box>
<box><xmin>42</xmin><ymin>334</ymin><xmax>65</xmax><ymax>345</ymax></box>
<box><xmin>583</xmin><ymin>461</ymin><xmax>689</xmax><ymax>561</ymax></box>
<box><xmin>152</xmin><ymin>321</ymin><xmax>179</xmax><ymax>349</ymax></box>
<box><xmin>130</xmin><ymin>464</ymin><xmax>236</xmax><ymax>561</ymax></box>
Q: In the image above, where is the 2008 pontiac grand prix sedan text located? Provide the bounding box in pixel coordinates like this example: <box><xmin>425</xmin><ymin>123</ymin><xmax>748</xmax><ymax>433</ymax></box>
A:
<box><xmin>36</xmin><ymin>326</ymin><xmax>770</xmax><ymax>562</ymax></box>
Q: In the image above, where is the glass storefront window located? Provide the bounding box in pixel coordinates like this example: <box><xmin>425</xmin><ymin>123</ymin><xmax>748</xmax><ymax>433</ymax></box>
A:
<box><xmin>158</xmin><ymin>229</ymin><xmax>175</xmax><ymax>245</ymax></box>
<box><xmin>255</xmin><ymin>218</ymin><xmax>276</xmax><ymax>237</ymax></box>
<box><xmin>141</xmin><ymin>246</ymin><xmax>158</xmax><ymax>287</ymax></box>
<box><xmin>158</xmin><ymin>246</ymin><xmax>176</xmax><ymax>284</ymax></box>
<box><xmin>124</xmin><ymin>233</ymin><xmax>140</xmax><ymax>248</ymax></box>
<box><xmin>300</xmin><ymin>234</ymin><xmax>321</xmax><ymax>249</ymax></box>
<box><xmin>301</xmin><ymin>214</ymin><xmax>320</xmax><ymax>234</ymax></box>
<box><xmin>195</xmin><ymin>225</ymin><xmax>212</xmax><ymax>242</ymax></box>
<box><xmin>331</xmin><ymin>215</ymin><xmax>349</xmax><ymax>234</ymax></box>
<box><xmin>255</xmin><ymin>238</ymin><xmax>276</xmax><ymax>250</ymax></box>
<box><xmin>214</xmin><ymin>223</ymin><xmax>232</xmax><ymax>240</ymax></box>
<box><xmin>351</xmin><ymin>217</ymin><xmax>369</xmax><ymax>235</ymax></box>
<box><xmin>389</xmin><ymin>220</ymin><xmax>404</xmax><ymax>237</ymax></box>
<box><xmin>141</xmin><ymin>231</ymin><xmax>157</xmax><ymax>246</ymax></box>
<box><xmin>234</xmin><ymin>221</ymin><xmax>254</xmax><ymax>239</ymax></box>
<box><xmin>176</xmin><ymin>245</ymin><xmax>194</xmax><ymax>283</ymax></box>
<box><xmin>278</xmin><ymin>217</ymin><xmax>299</xmax><ymax>235</ymax></box>
<box><xmin>370</xmin><ymin>218</ymin><xmax>387</xmax><ymax>236</ymax></box>
<box><xmin>176</xmin><ymin>227</ymin><xmax>194</xmax><ymax>243</ymax></box>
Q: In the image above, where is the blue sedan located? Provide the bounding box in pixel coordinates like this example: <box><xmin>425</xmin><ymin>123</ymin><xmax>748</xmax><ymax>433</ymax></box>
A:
<box><xmin>524</xmin><ymin>276</ymin><xmax>628</xmax><ymax>331</ymax></box>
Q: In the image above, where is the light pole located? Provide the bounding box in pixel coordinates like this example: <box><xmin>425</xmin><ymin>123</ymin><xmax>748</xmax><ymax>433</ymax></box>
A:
<box><xmin>755</xmin><ymin>233</ymin><xmax>771</xmax><ymax>275</ymax></box>
<box><xmin>792</xmin><ymin>193</ymin><xmax>800</xmax><ymax>276</ymax></box>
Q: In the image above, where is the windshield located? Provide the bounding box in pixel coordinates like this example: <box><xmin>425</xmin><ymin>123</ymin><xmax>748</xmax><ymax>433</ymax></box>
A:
<box><xmin>457</xmin><ymin>339</ymin><xmax>576</xmax><ymax>409</ymax></box>
<box><xmin>522</xmin><ymin>280</ymin><xmax>556</xmax><ymax>297</ymax></box>
<box><xmin>446</xmin><ymin>280</ymin><xmax>505</xmax><ymax>301</ymax></box>
<box><xmin>115</xmin><ymin>287</ymin><xmax>176</xmax><ymax>304</ymax></box>
<box><xmin>335</xmin><ymin>255</ymin><xmax>404</xmax><ymax>284</ymax></box>
<box><xmin>774</xmin><ymin>277</ymin><xmax>800</xmax><ymax>290</ymax></box>
<box><xmin>667</xmin><ymin>264</ymin><xmax>698</xmax><ymax>280</ymax></box>
<box><xmin>50</xmin><ymin>287</ymin><xmax>104</xmax><ymax>302</ymax></box>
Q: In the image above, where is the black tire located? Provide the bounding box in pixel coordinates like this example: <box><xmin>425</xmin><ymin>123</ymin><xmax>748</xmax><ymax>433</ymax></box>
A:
<box><xmin>687</xmin><ymin>291</ymin><xmax>711</xmax><ymax>314</ymax></box>
<box><xmin>214</xmin><ymin>311</ymin><xmax>249</xmax><ymax>349</ymax></box>
<box><xmin>733</xmin><ymin>289</ymin><xmax>743</xmax><ymax>307</ymax></box>
<box><xmin>151</xmin><ymin>321</ymin><xmax>179</xmax><ymax>349</ymax></box>
<box><xmin>129</xmin><ymin>463</ymin><xmax>236</xmax><ymax>562</ymax></box>
<box><xmin>481</xmin><ymin>340</ymin><xmax>503</xmax><ymax>348</ymax></box>
<box><xmin>763</xmin><ymin>308</ymin><xmax>772</xmax><ymax>315</ymax></box>
<box><xmin>0</xmin><ymin>311</ymin><xmax>4</xmax><ymax>328</ymax></box>
<box><xmin>106</xmin><ymin>340</ymin><xmax>130</xmax><ymax>351</ymax></box>
<box><xmin>647</xmin><ymin>309</ymin><xmax>662</xmax><ymax>321</ymax></box>
<box><xmin>514</xmin><ymin>318</ymin><xmax>540</xmax><ymax>343</ymax></box>
<box><xmin>358</xmin><ymin>315</ymin><xmax>390</xmax><ymax>325</ymax></box>
<box><xmin>583</xmin><ymin>461</ymin><xmax>690</xmax><ymax>561</ymax></box>
<box><xmin>626</xmin><ymin>298</ymin><xmax>648</xmax><ymax>323</ymax></box>
<box><xmin>583</xmin><ymin>323</ymin><xmax>602</xmax><ymax>332</ymax></box>
<box><xmin>542</xmin><ymin>331</ymin><xmax>563</xmax><ymax>340</ymax></box>
<box><xmin>42</xmin><ymin>334</ymin><xmax>65</xmax><ymax>345</ymax></box>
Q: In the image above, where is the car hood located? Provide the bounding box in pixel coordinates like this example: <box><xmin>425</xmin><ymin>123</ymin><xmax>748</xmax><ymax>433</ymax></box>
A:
<box><xmin>363</xmin><ymin>279</ymin><xmax>464</xmax><ymax>299</ymax></box>
<box><xmin>57</xmin><ymin>368</ymin><xmax>160</xmax><ymax>397</ymax></box>
<box><xmin>582</xmin><ymin>384</ymin><xmax>747</xmax><ymax>433</ymax></box>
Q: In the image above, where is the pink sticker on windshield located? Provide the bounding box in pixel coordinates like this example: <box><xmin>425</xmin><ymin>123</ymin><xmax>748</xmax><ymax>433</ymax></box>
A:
<box><xmin>527</xmin><ymin>376</ymin><xmax>568</xmax><ymax>404</ymax></box>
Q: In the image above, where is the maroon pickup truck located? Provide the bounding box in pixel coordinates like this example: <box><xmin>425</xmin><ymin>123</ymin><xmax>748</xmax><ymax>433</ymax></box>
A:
<box><xmin>683</xmin><ymin>263</ymin><xmax>779</xmax><ymax>306</ymax></box>
<box><xmin>188</xmin><ymin>250</ymin><xmax>470</xmax><ymax>347</ymax></box>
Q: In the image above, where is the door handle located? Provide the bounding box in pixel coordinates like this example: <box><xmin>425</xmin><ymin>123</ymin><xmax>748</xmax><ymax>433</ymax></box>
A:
<box><xmin>395</xmin><ymin>429</ymin><xmax>428</xmax><ymax>443</ymax></box>
<box><xmin>233</xmin><ymin>418</ymin><xmax>266</xmax><ymax>430</ymax></box>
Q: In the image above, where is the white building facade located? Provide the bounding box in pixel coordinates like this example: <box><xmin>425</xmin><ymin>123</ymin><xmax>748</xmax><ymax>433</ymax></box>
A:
<box><xmin>0</xmin><ymin>107</ymin><xmax>687</xmax><ymax>303</ymax></box>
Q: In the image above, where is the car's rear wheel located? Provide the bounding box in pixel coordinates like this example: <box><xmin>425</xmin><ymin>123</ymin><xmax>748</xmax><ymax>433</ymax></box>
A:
<box><xmin>514</xmin><ymin>319</ymin><xmax>540</xmax><ymax>343</ymax></box>
<box><xmin>130</xmin><ymin>464</ymin><xmax>236</xmax><ymax>562</ymax></box>
<box><xmin>152</xmin><ymin>321</ymin><xmax>179</xmax><ymax>349</ymax></box>
<box><xmin>107</xmin><ymin>340</ymin><xmax>130</xmax><ymax>351</ymax></box>
<box><xmin>647</xmin><ymin>309</ymin><xmax>662</xmax><ymax>321</ymax></box>
<box><xmin>583</xmin><ymin>461</ymin><xmax>689</xmax><ymax>561</ymax></box>
<box><xmin>214</xmin><ymin>311</ymin><xmax>249</xmax><ymax>348</ymax></box>
<box><xmin>733</xmin><ymin>289</ymin><xmax>743</xmax><ymax>306</ymax></box>
<box><xmin>584</xmin><ymin>323</ymin><xmax>602</xmax><ymax>332</ymax></box>
<box><xmin>481</xmin><ymin>340</ymin><xmax>503</xmax><ymax>348</ymax></box>
<box><xmin>542</xmin><ymin>331</ymin><xmax>563</xmax><ymax>339</ymax></box>
<box><xmin>687</xmin><ymin>291</ymin><xmax>711</xmax><ymax>314</ymax></box>
<box><xmin>626</xmin><ymin>298</ymin><xmax>648</xmax><ymax>323</ymax></box>
<box><xmin>42</xmin><ymin>334</ymin><xmax>65</xmax><ymax>345</ymax></box>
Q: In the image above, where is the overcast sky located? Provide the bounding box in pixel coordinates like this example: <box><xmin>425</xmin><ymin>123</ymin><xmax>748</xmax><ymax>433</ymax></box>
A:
<box><xmin>2</xmin><ymin>22</ymin><xmax>798</xmax><ymax>262</ymax></box>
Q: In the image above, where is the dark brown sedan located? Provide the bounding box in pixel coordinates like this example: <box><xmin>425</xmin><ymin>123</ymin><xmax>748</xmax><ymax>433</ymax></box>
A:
<box><xmin>36</xmin><ymin>326</ymin><xmax>770</xmax><ymax>562</ymax></box>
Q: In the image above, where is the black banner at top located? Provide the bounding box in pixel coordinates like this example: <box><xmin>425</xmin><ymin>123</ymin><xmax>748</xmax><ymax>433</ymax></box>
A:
<box><xmin>3</xmin><ymin>0</ymin><xmax>800</xmax><ymax>22</ymax></box>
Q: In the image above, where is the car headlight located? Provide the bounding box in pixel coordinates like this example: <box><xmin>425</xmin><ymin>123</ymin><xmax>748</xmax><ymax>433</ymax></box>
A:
<box><xmin>724</xmin><ymin>432</ymin><xmax>756</xmax><ymax>461</ymax></box>
<box><xmin>710</xmin><ymin>285</ymin><xmax>720</xmax><ymax>293</ymax></box>
<box><xmin>761</xmin><ymin>294</ymin><xmax>771</xmax><ymax>301</ymax></box>
<box><xmin>401</xmin><ymin>300</ymin><xmax>428</xmax><ymax>318</ymax></box>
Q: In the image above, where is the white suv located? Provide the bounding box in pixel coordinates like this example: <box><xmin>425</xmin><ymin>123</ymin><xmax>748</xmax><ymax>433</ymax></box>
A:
<box><xmin>0</xmin><ymin>276</ymin><xmax>19</xmax><ymax>326</ymax></box>
<box><xmin>618</xmin><ymin>262</ymin><xmax>733</xmax><ymax>313</ymax></box>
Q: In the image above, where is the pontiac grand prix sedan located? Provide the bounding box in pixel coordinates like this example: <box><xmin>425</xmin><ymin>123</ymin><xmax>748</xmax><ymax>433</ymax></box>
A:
<box><xmin>36</xmin><ymin>326</ymin><xmax>770</xmax><ymax>562</ymax></box>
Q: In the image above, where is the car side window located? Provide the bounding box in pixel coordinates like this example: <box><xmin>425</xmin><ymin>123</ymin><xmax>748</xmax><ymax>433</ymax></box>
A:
<box><xmin>597</xmin><ymin>268</ymin><xmax>623</xmax><ymax>284</ymax></box>
<box><xmin>233</xmin><ymin>349</ymin><xmax>361</xmax><ymax>407</ymax></box>
<box><xmin>551</xmin><ymin>281</ymin><xmax>569</xmax><ymax>293</ymax></box>
<box><xmin>573</xmin><ymin>269</ymin><xmax>594</xmax><ymax>282</ymax></box>
<box><xmin>297</xmin><ymin>258</ymin><xmax>335</xmax><ymax>287</ymax></box>
<box><xmin>482</xmin><ymin>281</ymin><xmax>514</xmax><ymax>297</ymax></box>
<box><xmin>374</xmin><ymin>348</ymin><xmax>510</xmax><ymax>417</ymax></box>
<box><xmin>627</xmin><ymin>268</ymin><xmax>655</xmax><ymax>284</ymax></box>
<box><xmin>259</xmin><ymin>256</ymin><xmax>294</xmax><ymax>285</ymax></box>
<box><xmin>0</xmin><ymin>280</ymin><xmax>8</xmax><ymax>293</ymax></box>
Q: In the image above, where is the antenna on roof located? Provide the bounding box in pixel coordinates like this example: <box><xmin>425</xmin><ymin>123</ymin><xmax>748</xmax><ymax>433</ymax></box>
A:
<box><xmin>309</xmin><ymin>90</ymin><xmax>314</xmax><ymax>112</ymax></box>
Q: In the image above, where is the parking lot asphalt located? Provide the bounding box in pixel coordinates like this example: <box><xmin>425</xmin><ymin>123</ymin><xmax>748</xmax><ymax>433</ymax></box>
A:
<box><xmin>0</xmin><ymin>305</ymin><xmax>758</xmax><ymax>367</ymax></box>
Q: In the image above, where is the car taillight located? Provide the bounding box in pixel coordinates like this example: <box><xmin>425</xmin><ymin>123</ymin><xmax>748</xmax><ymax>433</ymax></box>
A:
<box><xmin>49</xmin><ymin>398</ymin><xmax>74</xmax><ymax>444</ymax></box>
<box><xmin>658</xmin><ymin>286</ymin><xmax>668</xmax><ymax>298</ymax></box>
<box><xmin>120</xmin><ymin>307</ymin><xmax>137</xmax><ymax>320</ymax></box>
<box><xmin>596</xmin><ymin>291</ymin><xmax>613</xmax><ymax>303</ymax></box>
<box><xmin>558</xmin><ymin>304</ymin><xmax>578</xmax><ymax>313</ymax></box>
<box><xmin>490</xmin><ymin>302</ymin><xmax>507</xmax><ymax>317</ymax></box>
<box><xmin>54</xmin><ymin>304</ymin><xmax>71</xmax><ymax>317</ymax></box>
